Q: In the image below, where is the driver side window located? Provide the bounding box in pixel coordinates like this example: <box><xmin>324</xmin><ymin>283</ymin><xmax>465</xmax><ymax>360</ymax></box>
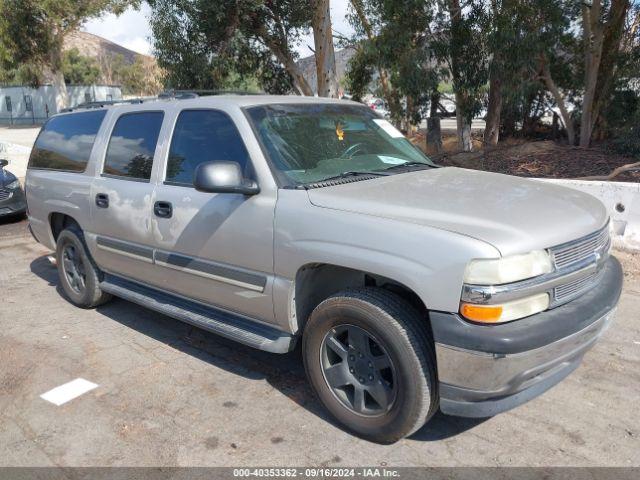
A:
<box><xmin>165</xmin><ymin>109</ymin><xmax>251</xmax><ymax>186</ymax></box>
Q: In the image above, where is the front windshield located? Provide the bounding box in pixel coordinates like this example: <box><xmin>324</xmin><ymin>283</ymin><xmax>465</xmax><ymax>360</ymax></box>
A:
<box><xmin>246</xmin><ymin>103</ymin><xmax>435</xmax><ymax>185</ymax></box>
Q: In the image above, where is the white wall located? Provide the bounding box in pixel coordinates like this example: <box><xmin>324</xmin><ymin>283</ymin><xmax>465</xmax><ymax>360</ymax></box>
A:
<box><xmin>536</xmin><ymin>178</ymin><xmax>640</xmax><ymax>252</ymax></box>
<box><xmin>0</xmin><ymin>85</ymin><xmax>122</xmax><ymax>125</ymax></box>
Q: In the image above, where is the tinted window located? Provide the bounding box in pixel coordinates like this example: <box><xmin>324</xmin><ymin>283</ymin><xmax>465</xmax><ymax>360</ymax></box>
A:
<box><xmin>28</xmin><ymin>110</ymin><xmax>106</xmax><ymax>172</ymax></box>
<box><xmin>103</xmin><ymin>111</ymin><xmax>164</xmax><ymax>180</ymax></box>
<box><xmin>166</xmin><ymin>110</ymin><xmax>251</xmax><ymax>185</ymax></box>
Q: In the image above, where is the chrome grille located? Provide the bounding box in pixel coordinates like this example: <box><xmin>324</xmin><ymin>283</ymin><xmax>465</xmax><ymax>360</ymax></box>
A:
<box><xmin>554</xmin><ymin>273</ymin><xmax>597</xmax><ymax>303</ymax></box>
<box><xmin>550</xmin><ymin>224</ymin><xmax>610</xmax><ymax>270</ymax></box>
<box><xmin>0</xmin><ymin>188</ymin><xmax>10</xmax><ymax>201</ymax></box>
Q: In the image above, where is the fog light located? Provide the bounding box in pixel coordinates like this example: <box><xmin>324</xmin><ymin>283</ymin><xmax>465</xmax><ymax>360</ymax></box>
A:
<box><xmin>460</xmin><ymin>293</ymin><xmax>550</xmax><ymax>324</ymax></box>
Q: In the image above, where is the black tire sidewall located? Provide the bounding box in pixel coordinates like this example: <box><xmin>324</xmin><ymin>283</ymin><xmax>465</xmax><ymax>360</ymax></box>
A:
<box><xmin>56</xmin><ymin>229</ymin><xmax>99</xmax><ymax>308</ymax></box>
<box><xmin>303</xmin><ymin>293</ymin><xmax>434</xmax><ymax>443</ymax></box>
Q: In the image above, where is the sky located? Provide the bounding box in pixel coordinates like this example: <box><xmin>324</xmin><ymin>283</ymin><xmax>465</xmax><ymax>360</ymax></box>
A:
<box><xmin>83</xmin><ymin>1</ymin><xmax>355</xmax><ymax>59</ymax></box>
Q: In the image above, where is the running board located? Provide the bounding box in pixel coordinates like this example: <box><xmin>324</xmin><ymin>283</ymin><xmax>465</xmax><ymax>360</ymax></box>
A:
<box><xmin>100</xmin><ymin>274</ymin><xmax>296</xmax><ymax>353</ymax></box>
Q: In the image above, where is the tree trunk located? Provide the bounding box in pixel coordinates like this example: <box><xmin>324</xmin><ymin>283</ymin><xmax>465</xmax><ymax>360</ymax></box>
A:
<box><xmin>580</xmin><ymin>0</ymin><xmax>605</xmax><ymax>148</ymax></box>
<box><xmin>484</xmin><ymin>68</ymin><xmax>502</xmax><ymax>145</ymax></box>
<box><xmin>540</xmin><ymin>57</ymin><xmax>575</xmax><ymax>145</ymax></box>
<box><xmin>427</xmin><ymin>118</ymin><xmax>442</xmax><ymax>153</ymax></box>
<box><xmin>455</xmin><ymin>91</ymin><xmax>473</xmax><ymax>151</ymax></box>
<box><xmin>591</xmin><ymin>0</ymin><xmax>630</xmax><ymax>137</ymax></box>
<box><xmin>49</xmin><ymin>47</ymin><xmax>68</xmax><ymax>111</ymax></box>
<box><xmin>484</xmin><ymin>0</ymin><xmax>502</xmax><ymax>146</ymax></box>
<box><xmin>448</xmin><ymin>0</ymin><xmax>472</xmax><ymax>152</ymax></box>
<box><xmin>52</xmin><ymin>70</ymin><xmax>68</xmax><ymax>111</ymax></box>
<box><xmin>312</xmin><ymin>0</ymin><xmax>338</xmax><ymax>97</ymax></box>
<box><xmin>427</xmin><ymin>90</ymin><xmax>442</xmax><ymax>153</ymax></box>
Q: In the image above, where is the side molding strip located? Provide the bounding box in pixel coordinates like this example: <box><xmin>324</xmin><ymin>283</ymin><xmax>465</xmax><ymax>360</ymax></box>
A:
<box><xmin>154</xmin><ymin>251</ymin><xmax>267</xmax><ymax>292</ymax></box>
<box><xmin>95</xmin><ymin>236</ymin><xmax>268</xmax><ymax>292</ymax></box>
<box><xmin>96</xmin><ymin>236</ymin><xmax>153</xmax><ymax>263</ymax></box>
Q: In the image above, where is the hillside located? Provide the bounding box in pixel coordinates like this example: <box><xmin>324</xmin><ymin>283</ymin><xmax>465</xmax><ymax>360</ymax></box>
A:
<box><xmin>63</xmin><ymin>30</ymin><xmax>151</xmax><ymax>66</ymax></box>
<box><xmin>61</xmin><ymin>31</ymin><xmax>162</xmax><ymax>94</ymax></box>
<box><xmin>297</xmin><ymin>47</ymin><xmax>357</xmax><ymax>94</ymax></box>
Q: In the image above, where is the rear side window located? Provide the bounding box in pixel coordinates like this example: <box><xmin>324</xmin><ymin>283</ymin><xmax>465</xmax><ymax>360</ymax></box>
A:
<box><xmin>103</xmin><ymin>111</ymin><xmax>164</xmax><ymax>181</ymax></box>
<box><xmin>165</xmin><ymin>109</ymin><xmax>251</xmax><ymax>185</ymax></box>
<box><xmin>28</xmin><ymin>110</ymin><xmax>106</xmax><ymax>172</ymax></box>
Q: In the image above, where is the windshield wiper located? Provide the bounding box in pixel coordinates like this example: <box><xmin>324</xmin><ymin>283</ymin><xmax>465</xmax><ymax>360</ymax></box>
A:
<box><xmin>316</xmin><ymin>170</ymin><xmax>390</xmax><ymax>182</ymax></box>
<box><xmin>297</xmin><ymin>170</ymin><xmax>389</xmax><ymax>189</ymax></box>
<box><xmin>377</xmin><ymin>161</ymin><xmax>437</xmax><ymax>173</ymax></box>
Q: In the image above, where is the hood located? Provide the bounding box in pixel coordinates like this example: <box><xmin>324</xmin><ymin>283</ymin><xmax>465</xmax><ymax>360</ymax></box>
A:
<box><xmin>306</xmin><ymin>167</ymin><xmax>608</xmax><ymax>256</ymax></box>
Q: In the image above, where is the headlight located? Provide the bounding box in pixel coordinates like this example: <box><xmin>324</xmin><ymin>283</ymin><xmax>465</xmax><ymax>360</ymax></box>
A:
<box><xmin>6</xmin><ymin>179</ymin><xmax>20</xmax><ymax>190</ymax></box>
<box><xmin>463</xmin><ymin>250</ymin><xmax>552</xmax><ymax>285</ymax></box>
<box><xmin>460</xmin><ymin>293</ymin><xmax>550</xmax><ymax>324</ymax></box>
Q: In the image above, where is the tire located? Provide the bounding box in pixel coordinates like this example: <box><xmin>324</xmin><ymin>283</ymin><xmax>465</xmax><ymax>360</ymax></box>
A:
<box><xmin>56</xmin><ymin>226</ymin><xmax>112</xmax><ymax>308</ymax></box>
<box><xmin>302</xmin><ymin>287</ymin><xmax>438</xmax><ymax>443</ymax></box>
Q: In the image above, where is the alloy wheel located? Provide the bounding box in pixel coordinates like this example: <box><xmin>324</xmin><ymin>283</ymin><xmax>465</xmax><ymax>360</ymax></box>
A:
<box><xmin>320</xmin><ymin>324</ymin><xmax>397</xmax><ymax>416</ymax></box>
<box><xmin>61</xmin><ymin>242</ymin><xmax>86</xmax><ymax>295</ymax></box>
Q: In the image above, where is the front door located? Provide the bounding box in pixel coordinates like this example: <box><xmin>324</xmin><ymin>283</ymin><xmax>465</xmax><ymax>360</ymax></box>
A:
<box><xmin>90</xmin><ymin>110</ymin><xmax>165</xmax><ymax>284</ymax></box>
<box><xmin>149</xmin><ymin>109</ymin><xmax>277</xmax><ymax>324</ymax></box>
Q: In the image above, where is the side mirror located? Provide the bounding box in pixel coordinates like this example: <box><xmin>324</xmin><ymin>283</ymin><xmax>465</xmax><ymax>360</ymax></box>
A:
<box><xmin>0</xmin><ymin>159</ymin><xmax>8</xmax><ymax>168</ymax></box>
<box><xmin>193</xmin><ymin>161</ymin><xmax>260</xmax><ymax>196</ymax></box>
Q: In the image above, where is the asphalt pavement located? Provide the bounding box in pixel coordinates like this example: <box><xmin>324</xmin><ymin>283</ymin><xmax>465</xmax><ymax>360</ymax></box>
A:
<box><xmin>1</xmin><ymin>217</ymin><xmax>639</xmax><ymax>467</ymax></box>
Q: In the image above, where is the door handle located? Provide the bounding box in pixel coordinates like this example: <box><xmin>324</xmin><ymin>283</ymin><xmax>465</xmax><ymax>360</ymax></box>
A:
<box><xmin>95</xmin><ymin>193</ymin><xmax>109</xmax><ymax>208</ymax></box>
<box><xmin>154</xmin><ymin>201</ymin><xmax>173</xmax><ymax>218</ymax></box>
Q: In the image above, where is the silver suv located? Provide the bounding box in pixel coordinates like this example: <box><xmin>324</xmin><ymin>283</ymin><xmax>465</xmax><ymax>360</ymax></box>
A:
<box><xmin>25</xmin><ymin>95</ymin><xmax>622</xmax><ymax>443</ymax></box>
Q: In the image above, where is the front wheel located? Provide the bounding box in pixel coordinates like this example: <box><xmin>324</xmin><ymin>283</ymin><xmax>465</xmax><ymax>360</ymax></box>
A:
<box><xmin>302</xmin><ymin>287</ymin><xmax>438</xmax><ymax>443</ymax></box>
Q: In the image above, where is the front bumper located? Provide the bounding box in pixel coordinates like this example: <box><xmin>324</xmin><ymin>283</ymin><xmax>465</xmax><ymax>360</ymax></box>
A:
<box><xmin>431</xmin><ymin>256</ymin><xmax>623</xmax><ymax>418</ymax></box>
<box><xmin>0</xmin><ymin>187</ymin><xmax>26</xmax><ymax>216</ymax></box>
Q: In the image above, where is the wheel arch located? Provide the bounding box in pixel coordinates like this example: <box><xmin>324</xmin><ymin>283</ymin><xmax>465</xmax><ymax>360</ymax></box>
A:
<box><xmin>293</xmin><ymin>263</ymin><xmax>431</xmax><ymax>334</ymax></box>
<box><xmin>49</xmin><ymin>212</ymin><xmax>82</xmax><ymax>242</ymax></box>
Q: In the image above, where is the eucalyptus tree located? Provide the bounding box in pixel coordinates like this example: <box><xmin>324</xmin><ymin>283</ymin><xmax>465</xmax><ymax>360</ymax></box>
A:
<box><xmin>346</xmin><ymin>0</ymin><xmax>439</xmax><ymax>129</ymax></box>
<box><xmin>432</xmin><ymin>0</ymin><xmax>488</xmax><ymax>151</ymax></box>
<box><xmin>311</xmin><ymin>0</ymin><xmax>339</xmax><ymax>97</ymax></box>
<box><xmin>0</xmin><ymin>0</ymin><xmax>139</xmax><ymax>109</ymax></box>
<box><xmin>149</xmin><ymin>0</ymin><xmax>312</xmax><ymax>95</ymax></box>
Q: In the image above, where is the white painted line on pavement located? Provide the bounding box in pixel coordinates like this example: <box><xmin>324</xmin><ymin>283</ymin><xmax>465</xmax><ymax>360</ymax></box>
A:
<box><xmin>40</xmin><ymin>378</ymin><xmax>98</xmax><ymax>406</ymax></box>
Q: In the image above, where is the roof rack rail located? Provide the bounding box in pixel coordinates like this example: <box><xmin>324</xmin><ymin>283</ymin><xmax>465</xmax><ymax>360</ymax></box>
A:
<box><xmin>158</xmin><ymin>89</ymin><xmax>263</xmax><ymax>99</ymax></box>
<box><xmin>60</xmin><ymin>98</ymin><xmax>145</xmax><ymax>113</ymax></box>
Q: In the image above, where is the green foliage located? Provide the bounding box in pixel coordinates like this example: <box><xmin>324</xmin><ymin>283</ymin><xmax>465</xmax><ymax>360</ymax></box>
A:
<box><xmin>346</xmin><ymin>0</ymin><xmax>439</xmax><ymax>125</ymax></box>
<box><xmin>606</xmin><ymin>90</ymin><xmax>640</xmax><ymax>159</ymax></box>
<box><xmin>432</xmin><ymin>0</ymin><xmax>489</xmax><ymax>122</ymax></box>
<box><xmin>148</xmin><ymin>0</ymin><xmax>309</xmax><ymax>93</ymax></box>
<box><xmin>0</xmin><ymin>0</ymin><xmax>140</xmax><ymax>85</ymax></box>
<box><xmin>480</xmin><ymin>0</ymin><xmax>582</xmax><ymax>135</ymax></box>
<box><xmin>62</xmin><ymin>48</ymin><xmax>101</xmax><ymax>85</ymax></box>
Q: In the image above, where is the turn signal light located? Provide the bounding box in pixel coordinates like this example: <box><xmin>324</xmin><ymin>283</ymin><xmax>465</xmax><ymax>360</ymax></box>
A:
<box><xmin>460</xmin><ymin>293</ymin><xmax>550</xmax><ymax>324</ymax></box>
<box><xmin>460</xmin><ymin>304</ymin><xmax>504</xmax><ymax>323</ymax></box>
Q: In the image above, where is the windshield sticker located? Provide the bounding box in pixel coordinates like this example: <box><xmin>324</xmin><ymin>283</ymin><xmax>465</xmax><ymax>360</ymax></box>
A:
<box><xmin>378</xmin><ymin>156</ymin><xmax>407</xmax><ymax>165</ymax></box>
<box><xmin>335</xmin><ymin>121</ymin><xmax>345</xmax><ymax>141</ymax></box>
<box><xmin>373</xmin><ymin>119</ymin><xmax>404</xmax><ymax>138</ymax></box>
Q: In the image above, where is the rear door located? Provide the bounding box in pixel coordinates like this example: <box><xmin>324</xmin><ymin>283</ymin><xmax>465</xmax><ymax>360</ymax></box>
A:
<box><xmin>147</xmin><ymin>108</ymin><xmax>277</xmax><ymax>323</ymax></box>
<box><xmin>89</xmin><ymin>109</ymin><xmax>166</xmax><ymax>283</ymax></box>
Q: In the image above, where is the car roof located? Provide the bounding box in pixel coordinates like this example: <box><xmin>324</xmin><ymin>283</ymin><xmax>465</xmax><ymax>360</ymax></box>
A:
<box><xmin>56</xmin><ymin>94</ymin><xmax>364</xmax><ymax>118</ymax></box>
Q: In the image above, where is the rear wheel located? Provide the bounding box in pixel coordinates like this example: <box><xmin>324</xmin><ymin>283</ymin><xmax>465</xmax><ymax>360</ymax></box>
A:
<box><xmin>56</xmin><ymin>227</ymin><xmax>111</xmax><ymax>308</ymax></box>
<box><xmin>303</xmin><ymin>287</ymin><xmax>438</xmax><ymax>443</ymax></box>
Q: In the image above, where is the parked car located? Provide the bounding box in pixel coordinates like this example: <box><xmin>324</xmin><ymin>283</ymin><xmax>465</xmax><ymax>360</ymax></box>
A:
<box><xmin>0</xmin><ymin>159</ymin><xmax>26</xmax><ymax>219</ymax></box>
<box><xmin>25</xmin><ymin>96</ymin><xmax>622</xmax><ymax>443</ymax></box>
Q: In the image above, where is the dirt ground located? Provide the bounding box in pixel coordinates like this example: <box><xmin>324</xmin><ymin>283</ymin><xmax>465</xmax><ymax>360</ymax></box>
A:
<box><xmin>413</xmin><ymin>133</ymin><xmax>640</xmax><ymax>183</ymax></box>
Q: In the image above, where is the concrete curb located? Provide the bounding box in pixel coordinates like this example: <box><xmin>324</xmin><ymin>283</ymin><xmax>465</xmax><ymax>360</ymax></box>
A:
<box><xmin>535</xmin><ymin>178</ymin><xmax>640</xmax><ymax>252</ymax></box>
